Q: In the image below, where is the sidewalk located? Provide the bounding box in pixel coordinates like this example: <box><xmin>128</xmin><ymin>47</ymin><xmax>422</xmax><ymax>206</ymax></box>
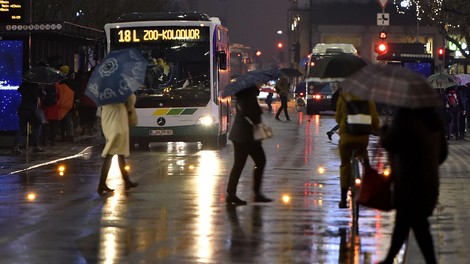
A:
<box><xmin>404</xmin><ymin>138</ymin><xmax>470</xmax><ymax>263</ymax></box>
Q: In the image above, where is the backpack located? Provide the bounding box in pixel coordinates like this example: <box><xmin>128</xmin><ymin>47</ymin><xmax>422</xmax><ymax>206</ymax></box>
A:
<box><xmin>345</xmin><ymin>99</ymin><xmax>373</xmax><ymax>135</ymax></box>
<box><xmin>42</xmin><ymin>84</ymin><xmax>57</xmax><ymax>106</ymax></box>
<box><xmin>447</xmin><ymin>92</ymin><xmax>458</xmax><ymax>108</ymax></box>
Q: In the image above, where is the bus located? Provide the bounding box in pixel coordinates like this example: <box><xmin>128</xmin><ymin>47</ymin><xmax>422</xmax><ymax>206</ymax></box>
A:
<box><xmin>104</xmin><ymin>12</ymin><xmax>231</xmax><ymax>149</ymax></box>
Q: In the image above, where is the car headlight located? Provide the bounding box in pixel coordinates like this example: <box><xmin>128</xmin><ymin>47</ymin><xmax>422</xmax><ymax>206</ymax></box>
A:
<box><xmin>198</xmin><ymin>116</ymin><xmax>215</xmax><ymax>126</ymax></box>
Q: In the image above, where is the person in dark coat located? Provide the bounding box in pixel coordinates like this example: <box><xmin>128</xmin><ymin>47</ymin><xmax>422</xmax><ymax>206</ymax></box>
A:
<box><xmin>379</xmin><ymin>108</ymin><xmax>448</xmax><ymax>264</ymax></box>
<box><xmin>226</xmin><ymin>85</ymin><xmax>273</xmax><ymax>205</ymax></box>
<box><xmin>12</xmin><ymin>81</ymin><xmax>45</xmax><ymax>154</ymax></box>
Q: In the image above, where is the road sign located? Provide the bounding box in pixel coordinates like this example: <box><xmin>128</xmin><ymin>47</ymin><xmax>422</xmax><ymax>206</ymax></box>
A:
<box><xmin>377</xmin><ymin>13</ymin><xmax>390</xmax><ymax>26</ymax></box>
<box><xmin>377</xmin><ymin>0</ymin><xmax>389</xmax><ymax>11</ymax></box>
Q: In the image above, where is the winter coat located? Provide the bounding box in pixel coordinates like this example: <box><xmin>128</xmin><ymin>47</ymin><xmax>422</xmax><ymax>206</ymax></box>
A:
<box><xmin>17</xmin><ymin>81</ymin><xmax>41</xmax><ymax>112</ymax></box>
<box><xmin>335</xmin><ymin>92</ymin><xmax>380</xmax><ymax>145</ymax></box>
<box><xmin>101</xmin><ymin>94</ymin><xmax>136</xmax><ymax>158</ymax></box>
<box><xmin>229</xmin><ymin>86</ymin><xmax>263</xmax><ymax>142</ymax></box>
<box><xmin>275</xmin><ymin>77</ymin><xmax>289</xmax><ymax>97</ymax></box>
<box><xmin>380</xmin><ymin>108</ymin><xmax>448</xmax><ymax>216</ymax></box>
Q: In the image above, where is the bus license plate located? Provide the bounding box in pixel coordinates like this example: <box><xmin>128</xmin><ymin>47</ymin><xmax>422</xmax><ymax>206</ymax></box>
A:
<box><xmin>149</xmin><ymin>129</ymin><xmax>173</xmax><ymax>136</ymax></box>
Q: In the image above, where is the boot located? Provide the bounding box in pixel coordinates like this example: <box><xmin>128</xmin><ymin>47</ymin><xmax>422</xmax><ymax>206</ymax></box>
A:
<box><xmin>123</xmin><ymin>174</ymin><xmax>138</xmax><ymax>190</ymax></box>
<box><xmin>97</xmin><ymin>183</ymin><xmax>114</xmax><ymax>195</ymax></box>
<box><xmin>338</xmin><ymin>188</ymin><xmax>348</xmax><ymax>208</ymax></box>
<box><xmin>226</xmin><ymin>194</ymin><xmax>247</xmax><ymax>205</ymax></box>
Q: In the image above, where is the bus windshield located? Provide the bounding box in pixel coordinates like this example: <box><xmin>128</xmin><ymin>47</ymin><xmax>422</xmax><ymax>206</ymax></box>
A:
<box><xmin>109</xmin><ymin>28</ymin><xmax>211</xmax><ymax>107</ymax></box>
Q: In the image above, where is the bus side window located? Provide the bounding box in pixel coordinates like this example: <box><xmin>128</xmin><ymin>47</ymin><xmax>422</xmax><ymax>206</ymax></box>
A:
<box><xmin>218</xmin><ymin>51</ymin><xmax>227</xmax><ymax>70</ymax></box>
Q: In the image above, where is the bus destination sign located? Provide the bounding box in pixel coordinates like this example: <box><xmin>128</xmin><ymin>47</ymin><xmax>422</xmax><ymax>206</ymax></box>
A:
<box><xmin>110</xmin><ymin>26</ymin><xmax>208</xmax><ymax>44</ymax></box>
<box><xmin>0</xmin><ymin>0</ymin><xmax>25</xmax><ymax>23</ymax></box>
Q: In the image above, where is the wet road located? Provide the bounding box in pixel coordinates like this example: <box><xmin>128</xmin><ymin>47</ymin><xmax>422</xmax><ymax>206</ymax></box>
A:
<box><xmin>0</xmin><ymin>104</ymin><xmax>399</xmax><ymax>263</ymax></box>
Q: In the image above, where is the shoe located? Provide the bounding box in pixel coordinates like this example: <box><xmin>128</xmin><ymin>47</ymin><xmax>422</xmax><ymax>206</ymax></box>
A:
<box><xmin>97</xmin><ymin>184</ymin><xmax>114</xmax><ymax>195</ymax></box>
<box><xmin>286</xmin><ymin>118</ymin><xmax>291</xmax><ymax>121</ymax></box>
<box><xmin>254</xmin><ymin>194</ymin><xmax>273</xmax><ymax>203</ymax></box>
<box><xmin>124</xmin><ymin>181</ymin><xmax>138</xmax><ymax>190</ymax></box>
<box><xmin>225</xmin><ymin>195</ymin><xmax>247</xmax><ymax>205</ymax></box>
<box><xmin>275</xmin><ymin>117</ymin><xmax>281</xmax><ymax>121</ymax></box>
<box><xmin>12</xmin><ymin>147</ymin><xmax>22</xmax><ymax>155</ymax></box>
<box><xmin>338</xmin><ymin>200</ymin><xmax>348</xmax><ymax>209</ymax></box>
<box><xmin>326</xmin><ymin>131</ymin><xmax>333</xmax><ymax>141</ymax></box>
<box><xmin>33</xmin><ymin>147</ymin><xmax>45</xmax><ymax>153</ymax></box>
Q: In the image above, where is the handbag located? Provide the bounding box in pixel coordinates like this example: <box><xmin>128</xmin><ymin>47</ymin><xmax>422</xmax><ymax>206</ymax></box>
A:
<box><xmin>253</xmin><ymin>122</ymin><xmax>273</xmax><ymax>140</ymax></box>
<box><xmin>128</xmin><ymin>108</ymin><xmax>138</xmax><ymax>127</ymax></box>
<box><xmin>356</xmin><ymin>165</ymin><xmax>394</xmax><ymax>211</ymax></box>
<box><xmin>34</xmin><ymin>108</ymin><xmax>47</xmax><ymax>125</ymax></box>
<box><xmin>244</xmin><ymin>117</ymin><xmax>273</xmax><ymax>140</ymax></box>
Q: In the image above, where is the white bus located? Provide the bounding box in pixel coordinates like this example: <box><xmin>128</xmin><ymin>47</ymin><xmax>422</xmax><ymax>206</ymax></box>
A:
<box><xmin>104</xmin><ymin>12</ymin><xmax>231</xmax><ymax>149</ymax></box>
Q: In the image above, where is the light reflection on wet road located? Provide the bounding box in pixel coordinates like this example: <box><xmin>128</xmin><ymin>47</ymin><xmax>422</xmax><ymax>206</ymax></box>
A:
<box><xmin>0</xmin><ymin>110</ymin><xmax>398</xmax><ymax>263</ymax></box>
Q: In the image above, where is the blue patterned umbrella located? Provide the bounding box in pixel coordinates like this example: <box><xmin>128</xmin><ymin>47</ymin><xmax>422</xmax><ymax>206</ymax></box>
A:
<box><xmin>85</xmin><ymin>48</ymin><xmax>147</xmax><ymax>106</ymax></box>
<box><xmin>223</xmin><ymin>68</ymin><xmax>282</xmax><ymax>97</ymax></box>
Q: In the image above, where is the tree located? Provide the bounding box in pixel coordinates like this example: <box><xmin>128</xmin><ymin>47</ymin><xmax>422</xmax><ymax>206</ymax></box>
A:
<box><xmin>31</xmin><ymin>0</ymin><xmax>194</xmax><ymax>29</ymax></box>
<box><xmin>393</xmin><ymin>0</ymin><xmax>470</xmax><ymax>61</ymax></box>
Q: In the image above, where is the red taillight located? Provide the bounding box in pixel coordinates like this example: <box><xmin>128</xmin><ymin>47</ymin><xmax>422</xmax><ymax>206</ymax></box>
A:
<box><xmin>300</xmin><ymin>92</ymin><xmax>304</xmax><ymax>97</ymax></box>
<box><xmin>313</xmin><ymin>94</ymin><xmax>322</xmax><ymax>100</ymax></box>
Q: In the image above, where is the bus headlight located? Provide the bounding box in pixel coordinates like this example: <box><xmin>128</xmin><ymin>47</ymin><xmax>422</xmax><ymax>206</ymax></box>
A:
<box><xmin>198</xmin><ymin>116</ymin><xmax>215</xmax><ymax>126</ymax></box>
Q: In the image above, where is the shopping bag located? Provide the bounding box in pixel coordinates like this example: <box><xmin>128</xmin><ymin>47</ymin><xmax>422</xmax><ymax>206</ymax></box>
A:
<box><xmin>356</xmin><ymin>165</ymin><xmax>393</xmax><ymax>211</ymax></box>
<box><xmin>34</xmin><ymin>108</ymin><xmax>48</xmax><ymax>125</ymax></box>
<box><xmin>253</xmin><ymin>123</ymin><xmax>273</xmax><ymax>140</ymax></box>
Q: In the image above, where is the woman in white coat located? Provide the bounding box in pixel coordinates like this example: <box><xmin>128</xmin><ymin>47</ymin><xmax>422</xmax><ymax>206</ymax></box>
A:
<box><xmin>97</xmin><ymin>93</ymin><xmax>138</xmax><ymax>195</ymax></box>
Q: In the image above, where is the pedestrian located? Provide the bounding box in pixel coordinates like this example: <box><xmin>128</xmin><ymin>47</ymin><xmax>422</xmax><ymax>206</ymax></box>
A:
<box><xmin>275</xmin><ymin>76</ymin><xmax>290</xmax><ymax>121</ymax></box>
<box><xmin>12</xmin><ymin>81</ymin><xmax>45</xmax><ymax>154</ymax></box>
<box><xmin>226</xmin><ymin>85</ymin><xmax>272</xmax><ymax>205</ymax></box>
<box><xmin>97</xmin><ymin>93</ymin><xmax>138</xmax><ymax>195</ymax></box>
<box><xmin>457</xmin><ymin>85</ymin><xmax>467</xmax><ymax>139</ymax></box>
<box><xmin>378</xmin><ymin>107</ymin><xmax>448</xmax><ymax>264</ymax></box>
<box><xmin>77</xmin><ymin>70</ymin><xmax>97</xmax><ymax>136</ymax></box>
<box><xmin>335</xmin><ymin>92</ymin><xmax>379</xmax><ymax>208</ymax></box>
<box><xmin>41</xmin><ymin>83</ymin><xmax>61</xmax><ymax>146</ymax></box>
<box><xmin>265</xmin><ymin>92</ymin><xmax>273</xmax><ymax>111</ymax></box>
<box><xmin>58</xmin><ymin>65</ymin><xmax>75</xmax><ymax>142</ymax></box>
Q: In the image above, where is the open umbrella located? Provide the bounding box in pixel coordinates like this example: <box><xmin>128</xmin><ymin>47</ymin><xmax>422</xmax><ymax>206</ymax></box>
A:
<box><xmin>280</xmin><ymin>68</ymin><xmax>303</xmax><ymax>77</ymax></box>
<box><xmin>23</xmin><ymin>66</ymin><xmax>67</xmax><ymax>85</ymax></box>
<box><xmin>427</xmin><ymin>72</ymin><xmax>459</xmax><ymax>89</ymax></box>
<box><xmin>85</xmin><ymin>48</ymin><xmax>147</xmax><ymax>106</ymax></box>
<box><xmin>56</xmin><ymin>83</ymin><xmax>75</xmax><ymax>120</ymax></box>
<box><xmin>307</xmin><ymin>54</ymin><xmax>368</xmax><ymax>82</ymax></box>
<box><xmin>223</xmin><ymin>68</ymin><xmax>282</xmax><ymax>97</ymax></box>
<box><xmin>454</xmin><ymin>74</ymin><xmax>470</xmax><ymax>85</ymax></box>
<box><xmin>340</xmin><ymin>64</ymin><xmax>443</xmax><ymax>109</ymax></box>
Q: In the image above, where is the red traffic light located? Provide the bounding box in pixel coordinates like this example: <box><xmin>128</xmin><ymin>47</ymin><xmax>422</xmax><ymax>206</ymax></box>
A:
<box><xmin>255</xmin><ymin>50</ymin><xmax>262</xmax><ymax>56</ymax></box>
<box><xmin>277</xmin><ymin>42</ymin><xmax>284</xmax><ymax>49</ymax></box>
<box><xmin>437</xmin><ymin>48</ymin><xmax>445</xmax><ymax>60</ymax></box>
<box><xmin>375</xmin><ymin>41</ymin><xmax>388</xmax><ymax>54</ymax></box>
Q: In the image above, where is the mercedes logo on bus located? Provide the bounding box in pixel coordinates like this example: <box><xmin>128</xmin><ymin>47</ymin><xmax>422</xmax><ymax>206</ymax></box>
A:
<box><xmin>157</xmin><ymin>117</ymin><xmax>166</xmax><ymax>126</ymax></box>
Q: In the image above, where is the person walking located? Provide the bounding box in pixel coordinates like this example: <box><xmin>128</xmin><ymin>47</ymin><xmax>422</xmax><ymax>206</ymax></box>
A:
<box><xmin>378</xmin><ymin>108</ymin><xmax>448</xmax><ymax>264</ymax></box>
<box><xmin>97</xmin><ymin>93</ymin><xmax>138</xmax><ymax>195</ymax></box>
<box><xmin>265</xmin><ymin>92</ymin><xmax>274</xmax><ymax>112</ymax></box>
<box><xmin>226</xmin><ymin>85</ymin><xmax>273</xmax><ymax>205</ymax></box>
<box><xmin>12</xmin><ymin>81</ymin><xmax>45</xmax><ymax>154</ymax></box>
<box><xmin>326</xmin><ymin>83</ymin><xmax>341</xmax><ymax>140</ymax></box>
<box><xmin>275</xmin><ymin>76</ymin><xmax>290</xmax><ymax>121</ymax></box>
<box><xmin>335</xmin><ymin>92</ymin><xmax>379</xmax><ymax>208</ymax></box>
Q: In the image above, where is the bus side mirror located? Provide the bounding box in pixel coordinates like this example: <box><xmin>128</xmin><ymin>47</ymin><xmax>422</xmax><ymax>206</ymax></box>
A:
<box><xmin>218</xmin><ymin>51</ymin><xmax>227</xmax><ymax>70</ymax></box>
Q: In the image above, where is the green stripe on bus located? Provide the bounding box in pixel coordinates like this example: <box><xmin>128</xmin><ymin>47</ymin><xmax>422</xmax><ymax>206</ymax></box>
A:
<box><xmin>167</xmin><ymin>108</ymin><xmax>184</xmax><ymax>115</ymax></box>
<box><xmin>181</xmin><ymin>108</ymin><xmax>197</xmax><ymax>115</ymax></box>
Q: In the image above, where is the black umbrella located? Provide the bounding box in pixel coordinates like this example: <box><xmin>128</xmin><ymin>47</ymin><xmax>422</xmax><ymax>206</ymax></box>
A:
<box><xmin>280</xmin><ymin>68</ymin><xmax>303</xmax><ymax>77</ymax></box>
<box><xmin>307</xmin><ymin>54</ymin><xmax>368</xmax><ymax>82</ymax></box>
<box><xmin>23</xmin><ymin>66</ymin><xmax>67</xmax><ymax>85</ymax></box>
<box><xmin>223</xmin><ymin>68</ymin><xmax>282</xmax><ymax>97</ymax></box>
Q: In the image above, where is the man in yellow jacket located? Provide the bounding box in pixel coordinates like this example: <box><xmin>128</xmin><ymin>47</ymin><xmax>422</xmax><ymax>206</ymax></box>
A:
<box><xmin>335</xmin><ymin>92</ymin><xmax>380</xmax><ymax>208</ymax></box>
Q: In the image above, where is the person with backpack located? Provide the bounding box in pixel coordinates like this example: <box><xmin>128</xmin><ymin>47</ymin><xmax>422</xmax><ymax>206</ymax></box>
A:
<box><xmin>335</xmin><ymin>91</ymin><xmax>379</xmax><ymax>208</ymax></box>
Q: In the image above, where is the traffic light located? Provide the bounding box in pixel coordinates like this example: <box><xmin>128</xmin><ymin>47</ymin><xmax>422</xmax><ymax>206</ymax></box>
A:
<box><xmin>375</xmin><ymin>41</ymin><xmax>388</xmax><ymax>55</ymax></box>
<box><xmin>437</xmin><ymin>47</ymin><xmax>445</xmax><ymax>60</ymax></box>
<box><xmin>277</xmin><ymin>42</ymin><xmax>284</xmax><ymax>49</ymax></box>
<box><xmin>255</xmin><ymin>50</ymin><xmax>262</xmax><ymax>57</ymax></box>
<box><xmin>379</xmin><ymin>30</ymin><xmax>387</xmax><ymax>40</ymax></box>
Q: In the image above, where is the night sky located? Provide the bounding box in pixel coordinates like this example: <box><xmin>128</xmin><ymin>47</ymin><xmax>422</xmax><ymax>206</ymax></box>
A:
<box><xmin>196</xmin><ymin>0</ymin><xmax>290</xmax><ymax>68</ymax></box>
